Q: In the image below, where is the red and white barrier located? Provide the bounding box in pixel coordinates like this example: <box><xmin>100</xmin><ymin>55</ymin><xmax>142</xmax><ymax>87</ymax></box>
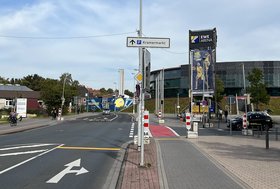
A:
<box><xmin>186</xmin><ymin>112</ymin><xmax>191</xmax><ymax>130</ymax></box>
<box><xmin>144</xmin><ymin>110</ymin><xmax>149</xmax><ymax>128</ymax></box>
<box><xmin>243</xmin><ymin>113</ymin><xmax>247</xmax><ymax>129</ymax></box>
<box><xmin>158</xmin><ymin>111</ymin><xmax>162</xmax><ymax>119</ymax></box>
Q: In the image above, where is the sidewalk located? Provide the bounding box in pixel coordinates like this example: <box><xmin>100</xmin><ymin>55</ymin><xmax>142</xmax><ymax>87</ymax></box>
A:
<box><xmin>118</xmin><ymin>139</ymin><xmax>160</xmax><ymax>189</ymax></box>
<box><xmin>119</xmin><ymin>114</ymin><xmax>280</xmax><ymax>189</ymax></box>
<box><xmin>0</xmin><ymin>112</ymin><xmax>94</xmax><ymax>135</ymax></box>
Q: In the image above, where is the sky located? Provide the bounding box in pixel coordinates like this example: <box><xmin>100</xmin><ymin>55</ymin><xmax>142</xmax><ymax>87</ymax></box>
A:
<box><xmin>0</xmin><ymin>0</ymin><xmax>279</xmax><ymax>91</ymax></box>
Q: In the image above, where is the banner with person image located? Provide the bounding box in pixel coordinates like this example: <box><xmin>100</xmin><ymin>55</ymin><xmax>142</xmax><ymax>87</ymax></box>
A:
<box><xmin>191</xmin><ymin>49</ymin><xmax>215</xmax><ymax>94</ymax></box>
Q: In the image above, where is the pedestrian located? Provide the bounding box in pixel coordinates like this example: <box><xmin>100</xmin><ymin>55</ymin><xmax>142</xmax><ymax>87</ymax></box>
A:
<box><xmin>219</xmin><ymin>109</ymin><xmax>223</xmax><ymax>120</ymax></box>
<box><xmin>224</xmin><ymin>109</ymin><xmax>228</xmax><ymax>122</ymax></box>
<box><xmin>51</xmin><ymin>107</ymin><xmax>57</xmax><ymax>120</ymax></box>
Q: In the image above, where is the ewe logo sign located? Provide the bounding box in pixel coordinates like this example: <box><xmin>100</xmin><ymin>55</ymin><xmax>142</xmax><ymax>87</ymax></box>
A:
<box><xmin>189</xmin><ymin>28</ymin><xmax>217</xmax><ymax>50</ymax></box>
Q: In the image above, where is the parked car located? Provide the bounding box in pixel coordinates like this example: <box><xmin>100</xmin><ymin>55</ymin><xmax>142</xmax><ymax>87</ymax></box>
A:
<box><xmin>227</xmin><ymin>112</ymin><xmax>273</xmax><ymax>131</ymax></box>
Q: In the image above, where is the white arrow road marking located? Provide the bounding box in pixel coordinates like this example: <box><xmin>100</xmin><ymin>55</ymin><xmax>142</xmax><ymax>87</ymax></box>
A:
<box><xmin>47</xmin><ymin>159</ymin><xmax>89</xmax><ymax>184</ymax></box>
<box><xmin>0</xmin><ymin>149</ymin><xmax>48</xmax><ymax>157</ymax></box>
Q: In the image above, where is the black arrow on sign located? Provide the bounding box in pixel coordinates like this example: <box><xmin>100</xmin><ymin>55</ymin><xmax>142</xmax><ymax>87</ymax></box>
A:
<box><xmin>130</xmin><ymin>40</ymin><xmax>135</xmax><ymax>45</ymax></box>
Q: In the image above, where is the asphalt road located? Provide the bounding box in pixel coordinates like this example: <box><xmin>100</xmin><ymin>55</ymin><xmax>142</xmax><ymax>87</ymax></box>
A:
<box><xmin>0</xmin><ymin>113</ymin><xmax>133</xmax><ymax>189</ymax></box>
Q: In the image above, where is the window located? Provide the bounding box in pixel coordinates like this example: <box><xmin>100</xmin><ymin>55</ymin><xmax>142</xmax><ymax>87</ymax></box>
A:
<box><xmin>5</xmin><ymin>100</ymin><xmax>13</xmax><ymax>107</ymax></box>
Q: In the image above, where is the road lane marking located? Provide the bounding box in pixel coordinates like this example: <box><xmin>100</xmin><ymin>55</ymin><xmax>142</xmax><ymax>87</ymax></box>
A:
<box><xmin>165</xmin><ymin>126</ymin><xmax>180</xmax><ymax>136</ymax></box>
<box><xmin>0</xmin><ymin>144</ymin><xmax>64</xmax><ymax>175</ymax></box>
<box><xmin>156</xmin><ymin>138</ymin><xmax>181</xmax><ymax>141</ymax></box>
<box><xmin>0</xmin><ymin>143</ymin><xmax>57</xmax><ymax>151</ymax></box>
<box><xmin>0</xmin><ymin>149</ymin><xmax>48</xmax><ymax>157</ymax></box>
<box><xmin>109</xmin><ymin>114</ymin><xmax>118</xmax><ymax>121</ymax></box>
<box><xmin>57</xmin><ymin>146</ymin><xmax>120</xmax><ymax>151</ymax></box>
<box><xmin>129</xmin><ymin>122</ymin><xmax>135</xmax><ymax>138</ymax></box>
<box><xmin>47</xmin><ymin>159</ymin><xmax>89</xmax><ymax>184</ymax></box>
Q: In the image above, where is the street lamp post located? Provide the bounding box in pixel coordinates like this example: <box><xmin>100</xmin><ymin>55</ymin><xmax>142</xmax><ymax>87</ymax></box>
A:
<box><xmin>61</xmin><ymin>74</ymin><xmax>69</xmax><ymax>119</ymax></box>
<box><xmin>177</xmin><ymin>93</ymin><xmax>180</xmax><ymax>117</ymax></box>
<box><xmin>241</xmin><ymin>63</ymin><xmax>248</xmax><ymax>134</ymax></box>
<box><xmin>241</xmin><ymin>63</ymin><xmax>247</xmax><ymax>114</ymax></box>
<box><xmin>85</xmin><ymin>92</ymin><xmax>89</xmax><ymax>112</ymax></box>
<box><xmin>113</xmin><ymin>82</ymin><xmax>117</xmax><ymax>112</ymax></box>
<box><xmin>242</xmin><ymin>63</ymin><xmax>246</xmax><ymax>94</ymax></box>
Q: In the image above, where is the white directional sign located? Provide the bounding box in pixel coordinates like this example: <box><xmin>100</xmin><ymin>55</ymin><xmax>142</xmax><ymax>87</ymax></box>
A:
<box><xmin>47</xmin><ymin>159</ymin><xmax>89</xmax><ymax>184</ymax></box>
<box><xmin>127</xmin><ymin>37</ymin><xmax>170</xmax><ymax>48</ymax></box>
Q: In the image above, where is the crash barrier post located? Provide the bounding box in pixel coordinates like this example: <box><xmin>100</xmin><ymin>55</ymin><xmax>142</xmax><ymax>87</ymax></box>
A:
<box><xmin>143</xmin><ymin>110</ymin><xmax>150</xmax><ymax>144</ymax></box>
<box><xmin>143</xmin><ymin>111</ymin><xmax>149</xmax><ymax>128</ymax></box>
<box><xmin>242</xmin><ymin>113</ymin><xmax>247</xmax><ymax>129</ymax></box>
<box><xmin>158</xmin><ymin>111</ymin><xmax>162</xmax><ymax>119</ymax></box>
<box><xmin>186</xmin><ymin>112</ymin><xmax>191</xmax><ymax>130</ymax></box>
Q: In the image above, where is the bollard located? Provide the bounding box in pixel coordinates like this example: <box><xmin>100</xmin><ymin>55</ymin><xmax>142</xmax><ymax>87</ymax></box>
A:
<box><xmin>230</xmin><ymin>120</ymin><xmax>232</xmax><ymax>136</ymax></box>
<box><xmin>265</xmin><ymin>126</ymin><xmax>269</xmax><ymax>149</ymax></box>
<box><xmin>276</xmin><ymin>127</ymin><xmax>278</xmax><ymax>141</ymax></box>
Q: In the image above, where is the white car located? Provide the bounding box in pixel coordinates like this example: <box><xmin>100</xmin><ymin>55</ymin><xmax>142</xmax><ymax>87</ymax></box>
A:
<box><xmin>103</xmin><ymin>109</ymin><xmax>110</xmax><ymax>115</ymax></box>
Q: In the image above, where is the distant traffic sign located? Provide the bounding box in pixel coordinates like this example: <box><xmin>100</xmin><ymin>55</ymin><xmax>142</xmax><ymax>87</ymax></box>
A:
<box><xmin>134</xmin><ymin>72</ymin><xmax>143</xmax><ymax>83</ymax></box>
<box><xmin>127</xmin><ymin>37</ymin><xmax>170</xmax><ymax>48</ymax></box>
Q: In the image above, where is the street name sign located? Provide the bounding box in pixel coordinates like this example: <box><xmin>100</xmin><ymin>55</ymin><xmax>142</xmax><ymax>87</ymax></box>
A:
<box><xmin>127</xmin><ymin>37</ymin><xmax>170</xmax><ymax>48</ymax></box>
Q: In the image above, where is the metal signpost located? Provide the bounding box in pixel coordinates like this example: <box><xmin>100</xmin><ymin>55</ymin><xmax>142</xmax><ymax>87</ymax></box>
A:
<box><xmin>126</xmin><ymin>0</ymin><xmax>170</xmax><ymax>166</ymax></box>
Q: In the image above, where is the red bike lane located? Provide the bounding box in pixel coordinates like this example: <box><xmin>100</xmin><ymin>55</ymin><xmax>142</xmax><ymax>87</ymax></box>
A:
<box><xmin>149</xmin><ymin>124</ymin><xmax>178</xmax><ymax>137</ymax></box>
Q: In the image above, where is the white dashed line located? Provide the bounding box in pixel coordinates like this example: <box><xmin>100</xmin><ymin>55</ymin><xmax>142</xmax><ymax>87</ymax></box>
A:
<box><xmin>129</xmin><ymin>123</ymin><xmax>135</xmax><ymax>138</ymax></box>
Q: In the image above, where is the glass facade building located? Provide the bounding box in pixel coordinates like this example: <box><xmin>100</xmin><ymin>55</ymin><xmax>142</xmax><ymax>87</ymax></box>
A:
<box><xmin>150</xmin><ymin>61</ymin><xmax>280</xmax><ymax>98</ymax></box>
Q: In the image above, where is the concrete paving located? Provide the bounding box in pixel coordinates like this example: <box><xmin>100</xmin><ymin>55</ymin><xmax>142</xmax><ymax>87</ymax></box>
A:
<box><xmin>1</xmin><ymin>112</ymin><xmax>279</xmax><ymax>189</ymax></box>
<box><xmin>119</xmin><ymin>114</ymin><xmax>279</xmax><ymax>189</ymax></box>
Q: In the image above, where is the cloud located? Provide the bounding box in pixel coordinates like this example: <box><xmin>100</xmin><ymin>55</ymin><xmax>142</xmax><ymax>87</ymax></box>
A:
<box><xmin>0</xmin><ymin>0</ymin><xmax>280</xmax><ymax>91</ymax></box>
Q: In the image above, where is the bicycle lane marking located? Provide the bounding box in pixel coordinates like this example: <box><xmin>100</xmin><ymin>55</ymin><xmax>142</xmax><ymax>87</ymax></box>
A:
<box><xmin>149</xmin><ymin>124</ymin><xmax>179</xmax><ymax>137</ymax></box>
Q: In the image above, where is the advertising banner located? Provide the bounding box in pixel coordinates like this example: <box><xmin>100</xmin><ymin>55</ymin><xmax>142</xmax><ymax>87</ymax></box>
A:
<box><xmin>191</xmin><ymin>49</ymin><xmax>215</xmax><ymax>94</ymax></box>
<box><xmin>16</xmin><ymin>98</ymin><xmax>27</xmax><ymax>118</ymax></box>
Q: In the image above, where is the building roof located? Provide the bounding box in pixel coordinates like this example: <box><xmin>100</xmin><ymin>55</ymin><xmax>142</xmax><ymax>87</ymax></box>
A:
<box><xmin>0</xmin><ymin>84</ymin><xmax>40</xmax><ymax>99</ymax></box>
<box><xmin>0</xmin><ymin>91</ymin><xmax>40</xmax><ymax>99</ymax></box>
<box><xmin>0</xmin><ymin>84</ymin><xmax>33</xmax><ymax>91</ymax></box>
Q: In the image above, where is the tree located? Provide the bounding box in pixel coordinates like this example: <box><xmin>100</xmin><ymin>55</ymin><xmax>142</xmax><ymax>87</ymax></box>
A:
<box><xmin>99</xmin><ymin>88</ymin><xmax>107</xmax><ymax>94</ymax></box>
<box><xmin>247</xmin><ymin>68</ymin><xmax>270</xmax><ymax>109</ymax></box>
<box><xmin>0</xmin><ymin>76</ymin><xmax>9</xmax><ymax>84</ymax></box>
<box><xmin>107</xmin><ymin>88</ymin><xmax>114</xmax><ymax>94</ymax></box>
<box><xmin>214</xmin><ymin>76</ymin><xmax>225</xmax><ymax>115</ymax></box>
<box><xmin>214</xmin><ymin>76</ymin><xmax>225</xmax><ymax>104</ymax></box>
<box><xmin>21</xmin><ymin>74</ymin><xmax>45</xmax><ymax>91</ymax></box>
<box><xmin>40</xmin><ymin>78</ymin><xmax>62</xmax><ymax>113</ymax></box>
<box><xmin>40</xmin><ymin>73</ymin><xmax>79</xmax><ymax>114</ymax></box>
<box><xmin>124</xmin><ymin>89</ymin><xmax>133</xmax><ymax>97</ymax></box>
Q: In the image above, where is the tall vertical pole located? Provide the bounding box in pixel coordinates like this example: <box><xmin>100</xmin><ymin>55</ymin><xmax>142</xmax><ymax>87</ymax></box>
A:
<box><xmin>138</xmin><ymin>0</ymin><xmax>145</xmax><ymax>167</ymax></box>
<box><xmin>242</xmin><ymin>63</ymin><xmax>246</xmax><ymax>94</ymax></box>
<box><xmin>177</xmin><ymin>93</ymin><xmax>180</xmax><ymax>116</ymax></box>
<box><xmin>162</xmin><ymin>68</ymin><xmax>165</xmax><ymax>118</ymax></box>
<box><xmin>155</xmin><ymin>74</ymin><xmax>158</xmax><ymax>115</ymax></box>
<box><xmin>242</xmin><ymin>63</ymin><xmax>247</xmax><ymax>115</ymax></box>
